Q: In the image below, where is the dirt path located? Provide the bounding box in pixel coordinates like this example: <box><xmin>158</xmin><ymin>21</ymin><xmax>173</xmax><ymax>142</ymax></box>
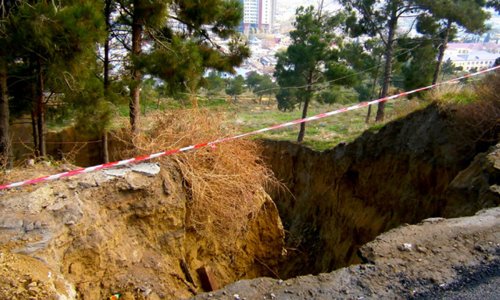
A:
<box><xmin>193</xmin><ymin>207</ymin><xmax>500</xmax><ymax>299</ymax></box>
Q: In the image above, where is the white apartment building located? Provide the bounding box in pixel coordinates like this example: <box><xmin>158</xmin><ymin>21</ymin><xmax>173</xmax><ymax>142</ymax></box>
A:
<box><xmin>240</xmin><ymin>0</ymin><xmax>277</xmax><ymax>33</ymax></box>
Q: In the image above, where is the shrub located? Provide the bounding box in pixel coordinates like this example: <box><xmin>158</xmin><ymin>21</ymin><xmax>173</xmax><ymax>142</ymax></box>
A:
<box><xmin>117</xmin><ymin>109</ymin><xmax>280</xmax><ymax>239</ymax></box>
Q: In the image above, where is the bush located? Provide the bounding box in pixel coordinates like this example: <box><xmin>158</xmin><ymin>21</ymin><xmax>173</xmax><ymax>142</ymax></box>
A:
<box><xmin>116</xmin><ymin>109</ymin><xmax>280</xmax><ymax>239</ymax></box>
<box><xmin>434</xmin><ymin>72</ymin><xmax>500</xmax><ymax>144</ymax></box>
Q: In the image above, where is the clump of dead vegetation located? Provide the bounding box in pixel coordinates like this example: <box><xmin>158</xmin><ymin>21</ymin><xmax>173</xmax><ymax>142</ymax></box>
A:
<box><xmin>430</xmin><ymin>72</ymin><xmax>500</xmax><ymax>144</ymax></box>
<box><xmin>117</xmin><ymin>109</ymin><xmax>279</xmax><ymax>238</ymax></box>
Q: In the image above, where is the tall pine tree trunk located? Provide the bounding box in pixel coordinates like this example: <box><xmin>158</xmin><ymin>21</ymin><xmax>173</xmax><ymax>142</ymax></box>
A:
<box><xmin>102</xmin><ymin>131</ymin><xmax>109</xmax><ymax>163</ymax></box>
<box><xmin>297</xmin><ymin>94</ymin><xmax>311</xmax><ymax>143</ymax></box>
<box><xmin>0</xmin><ymin>56</ymin><xmax>11</xmax><ymax>168</ymax></box>
<box><xmin>31</xmin><ymin>110</ymin><xmax>38</xmax><ymax>155</ymax></box>
<box><xmin>376</xmin><ymin>11</ymin><xmax>397</xmax><ymax>122</ymax></box>
<box><xmin>297</xmin><ymin>80</ymin><xmax>313</xmax><ymax>143</ymax></box>
<box><xmin>31</xmin><ymin>81</ymin><xmax>38</xmax><ymax>156</ymax></box>
<box><xmin>432</xmin><ymin>19</ymin><xmax>452</xmax><ymax>85</ymax></box>
<box><xmin>130</xmin><ymin>0</ymin><xmax>142</xmax><ymax>134</ymax></box>
<box><xmin>366</xmin><ymin>63</ymin><xmax>381</xmax><ymax>124</ymax></box>
<box><xmin>36</xmin><ymin>61</ymin><xmax>46</xmax><ymax>157</ymax></box>
<box><xmin>102</xmin><ymin>0</ymin><xmax>112</xmax><ymax>163</ymax></box>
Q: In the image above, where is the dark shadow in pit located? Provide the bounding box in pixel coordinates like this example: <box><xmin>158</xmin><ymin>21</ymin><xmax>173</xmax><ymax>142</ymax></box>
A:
<box><xmin>260</xmin><ymin>104</ymin><xmax>499</xmax><ymax>279</ymax></box>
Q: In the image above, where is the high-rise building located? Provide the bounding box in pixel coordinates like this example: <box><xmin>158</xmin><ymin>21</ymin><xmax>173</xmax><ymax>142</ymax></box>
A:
<box><xmin>240</xmin><ymin>0</ymin><xmax>276</xmax><ymax>33</ymax></box>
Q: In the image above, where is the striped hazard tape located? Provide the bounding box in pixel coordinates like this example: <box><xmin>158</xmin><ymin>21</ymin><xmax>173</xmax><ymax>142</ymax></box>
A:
<box><xmin>0</xmin><ymin>65</ymin><xmax>498</xmax><ymax>191</ymax></box>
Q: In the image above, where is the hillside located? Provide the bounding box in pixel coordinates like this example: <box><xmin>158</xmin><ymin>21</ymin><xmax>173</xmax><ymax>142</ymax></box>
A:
<box><xmin>0</xmin><ymin>79</ymin><xmax>498</xmax><ymax>299</ymax></box>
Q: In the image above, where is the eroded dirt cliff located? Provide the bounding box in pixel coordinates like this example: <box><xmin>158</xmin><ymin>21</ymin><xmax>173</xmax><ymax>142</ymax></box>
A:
<box><xmin>0</xmin><ymin>161</ymin><xmax>284</xmax><ymax>299</ymax></box>
<box><xmin>262</xmin><ymin>103</ymin><xmax>499</xmax><ymax>278</ymax></box>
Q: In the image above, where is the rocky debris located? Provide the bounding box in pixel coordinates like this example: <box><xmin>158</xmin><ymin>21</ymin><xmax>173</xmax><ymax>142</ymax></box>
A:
<box><xmin>193</xmin><ymin>207</ymin><xmax>500</xmax><ymax>299</ymax></box>
<box><xmin>444</xmin><ymin>143</ymin><xmax>500</xmax><ymax>217</ymax></box>
<box><xmin>0</xmin><ymin>250</ymin><xmax>76</xmax><ymax>299</ymax></box>
<box><xmin>0</xmin><ymin>161</ymin><xmax>285</xmax><ymax>299</ymax></box>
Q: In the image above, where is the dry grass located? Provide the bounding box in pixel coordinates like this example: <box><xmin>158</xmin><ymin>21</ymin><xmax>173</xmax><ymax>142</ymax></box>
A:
<box><xmin>391</xmin><ymin>99</ymin><xmax>427</xmax><ymax>120</ymax></box>
<box><xmin>427</xmin><ymin>82</ymin><xmax>477</xmax><ymax>105</ymax></box>
<box><xmin>116</xmin><ymin>109</ymin><xmax>280</xmax><ymax>238</ymax></box>
<box><xmin>432</xmin><ymin>72</ymin><xmax>500</xmax><ymax>143</ymax></box>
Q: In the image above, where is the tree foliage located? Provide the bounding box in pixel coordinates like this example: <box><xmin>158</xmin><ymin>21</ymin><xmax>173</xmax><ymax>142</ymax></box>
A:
<box><xmin>0</xmin><ymin>0</ymin><xmax>248</xmax><ymax>164</ymax></box>
<box><xmin>341</xmin><ymin>0</ymin><xmax>419</xmax><ymax>121</ymax></box>
<box><xmin>245</xmin><ymin>72</ymin><xmax>277</xmax><ymax>103</ymax></box>
<box><xmin>124</xmin><ymin>0</ymin><xmax>249</xmax><ymax>113</ymax></box>
<box><xmin>7</xmin><ymin>0</ymin><xmax>105</xmax><ymax>156</ymax></box>
<box><xmin>225</xmin><ymin>75</ymin><xmax>245</xmax><ymax>102</ymax></box>
<box><xmin>415</xmin><ymin>0</ymin><xmax>490</xmax><ymax>84</ymax></box>
<box><xmin>204</xmin><ymin>71</ymin><xmax>226</xmax><ymax>99</ymax></box>
<box><xmin>274</xmin><ymin>6</ymin><xmax>356</xmax><ymax>142</ymax></box>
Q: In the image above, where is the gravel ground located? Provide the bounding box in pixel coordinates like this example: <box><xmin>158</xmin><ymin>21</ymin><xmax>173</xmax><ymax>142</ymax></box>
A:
<box><xmin>415</xmin><ymin>259</ymin><xmax>500</xmax><ymax>300</ymax></box>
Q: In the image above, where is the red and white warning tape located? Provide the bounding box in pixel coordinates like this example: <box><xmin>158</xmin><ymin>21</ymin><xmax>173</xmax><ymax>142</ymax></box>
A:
<box><xmin>1</xmin><ymin>66</ymin><xmax>498</xmax><ymax>191</ymax></box>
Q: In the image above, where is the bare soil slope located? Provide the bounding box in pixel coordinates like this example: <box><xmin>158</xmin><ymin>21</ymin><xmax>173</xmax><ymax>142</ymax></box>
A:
<box><xmin>0</xmin><ymin>161</ymin><xmax>284</xmax><ymax>299</ymax></box>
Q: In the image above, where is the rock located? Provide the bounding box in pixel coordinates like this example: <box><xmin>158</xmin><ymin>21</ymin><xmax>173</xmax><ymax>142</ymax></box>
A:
<box><xmin>0</xmin><ymin>218</ymin><xmax>23</xmax><ymax>229</ymax></box>
<box><xmin>474</xmin><ymin>244</ymin><xmax>486</xmax><ymax>253</ymax></box>
<box><xmin>123</xmin><ymin>172</ymin><xmax>151</xmax><ymax>190</ymax></box>
<box><xmin>131</xmin><ymin>163</ymin><xmax>161</xmax><ymax>177</ymax></box>
<box><xmin>104</xmin><ymin>168</ymin><xmax>130</xmax><ymax>178</ymax></box>
<box><xmin>23</xmin><ymin>221</ymin><xmax>35</xmax><ymax>232</ymax></box>
<box><xmin>397</xmin><ymin>243</ymin><xmax>413</xmax><ymax>252</ymax></box>
<box><xmin>77</xmin><ymin>181</ymin><xmax>97</xmax><ymax>189</ymax></box>
<box><xmin>422</xmin><ymin>218</ymin><xmax>445</xmax><ymax>224</ymax></box>
<box><xmin>416</xmin><ymin>245</ymin><xmax>428</xmax><ymax>254</ymax></box>
<box><xmin>162</xmin><ymin>179</ymin><xmax>171</xmax><ymax>196</ymax></box>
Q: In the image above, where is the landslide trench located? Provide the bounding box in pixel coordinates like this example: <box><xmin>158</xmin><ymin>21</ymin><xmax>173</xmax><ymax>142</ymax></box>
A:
<box><xmin>262</xmin><ymin>104</ymin><xmax>500</xmax><ymax>278</ymax></box>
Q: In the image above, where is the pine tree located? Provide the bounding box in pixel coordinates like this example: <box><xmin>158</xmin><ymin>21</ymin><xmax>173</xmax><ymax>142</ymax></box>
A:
<box><xmin>416</xmin><ymin>0</ymin><xmax>489</xmax><ymax>84</ymax></box>
<box><xmin>254</xmin><ymin>75</ymin><xmax>277</xmax><ymax>104</ymax></box>
<box><xmin>275</xmin><ymin>6</ymin><xmax>356</xmax><ymax>142</ymax></box>
<box><xmin>341</xmin><ymin>0</ymin><xmax>419</xmax><ymax>121</ymax></box>
<box><xmin>204</xmin><ymin>71</ymin><xmax>226</xmax><ymax>99</ymax></box>
<box><xmin>115</xmin><ymin>0</ymin><xmax>248</xmax><ymax>130</ymax></box>
<box><xmin>245</xmin><ymin>72</ymin><xmax>277</xmax><ymax>103</ymax></box>
<box><xmin>340</xmin><ymin>39</ymin><xmax>385</xmax><ymax>123</ymax></box>
<box><xmin>397</xmin><ymin>37</ymin><xmax>437</xmax><ymax>90</ymax></box>
<box><xmin>9</xmin><ymin>0</ymin><xmax>104</xmax><ymax>157</ymax></box>
<box><xmin>0</xmin><ymin>0</ymin><xmax>21</xmax><ymax>167</ymax></box>
<box><xmin>487</xmin><ymin>0</ymin><xmax>500</xmax><ymax>12</ymax></box>
<box><xmin>225</xmin><ymin>75</ymin><xmax>245</xmax><ymax>102</ymax></box>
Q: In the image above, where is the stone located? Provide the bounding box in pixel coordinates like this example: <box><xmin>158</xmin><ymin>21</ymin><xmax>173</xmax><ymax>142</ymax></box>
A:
<box><xmin>162</xmin><ymin>179</ymin><xmax>171</xmax><ymax>196</ymax></box>
<box><xmin>123</xmin><ymin>173</ymin><xmax>150</xmax><ymax>190</ymax></box>
<box><xmin>398</xmin><ymin>243</ymin><xmax>413</xmax><ymax>252</ymax></box>
<box><xmin>23</xmin><ymin>222</ymin><xmax>35</xmax><ymax>232</ymax></box>
<box><xmin>104</xmin><ymin>168</ymin><xmax>130</xmax><ymax>178</ymax></box>
<box><xmin>46</xmin><ymin>201</ymin><xmax>66</xmax><ymax>211</ymax></box>
<box><xmin>131</xmin><ymin>163</ymin><xmax>161</xmax><ymax>177</ymax></box>
<box><xmin>416</xmin><ymin>245</ymin><xmax>428</xmax><ymax>254</ymax></box>
<box><xmin>422</xmin><ymin>218</ymin><xmax>445</xmax><ymax>224</ymax></box>
<box><xmin>77</xmin><ymin>181</ymin><xmax>96</xmax><ymax>189</ymax></box>
<box><xmin>0</xmin><ymin>218</ymin><xmax>23</xmax><ymax>229</ymax></box>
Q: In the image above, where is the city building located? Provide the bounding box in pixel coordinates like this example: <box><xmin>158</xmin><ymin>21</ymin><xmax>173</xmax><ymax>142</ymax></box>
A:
<box><xmin>240</xmin><ymin>0</ymin><xmax>277</xmax><ymax>33</ymax></box>
<box><xmin>444</xmin><ymin>43</ymin><xmax>499</xmax><ymax>71</ymax></box>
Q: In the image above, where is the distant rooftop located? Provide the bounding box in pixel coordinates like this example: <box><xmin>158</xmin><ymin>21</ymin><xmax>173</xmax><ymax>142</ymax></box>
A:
<box><xmin>447</xmin><ymin>43</ymin><xmax>500</xmax><ymax>53</ymax></box>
